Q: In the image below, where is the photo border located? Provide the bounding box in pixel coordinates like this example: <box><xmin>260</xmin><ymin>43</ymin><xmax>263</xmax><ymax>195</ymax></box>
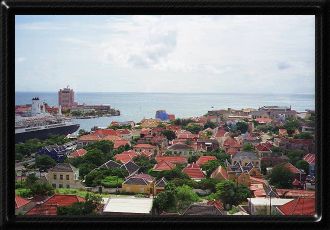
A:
<box><xmin>1</xmin><ymin>0</ymin><xmax>329</xmax><ymax>229</ymax></box>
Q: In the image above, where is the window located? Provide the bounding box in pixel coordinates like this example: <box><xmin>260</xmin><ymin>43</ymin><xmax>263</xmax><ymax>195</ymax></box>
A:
<box><xmin>66</xmin><ymin>184</ymin><xmax>70</xmax><ymax>188</ymax></box>
<box><xmin>53</xmin><ymin>174</ymin><xmax>57</xmax><ymax>180</ymax></box>
<box><xmin>52</xmin><ymin>184</ymin><xmax>56</xmax><ymax>188</ymax></box>
<box><xmin>59</xmin><ymin>184</ymin><xmax>63</xmax><ymax>188</ymax></box>
<box><xmin>66</xmin><ymin>175</ymin><xmax>69</xmax><ymax>180</ymax></box>
<box><xmin>60</xmin><ymin>175</ymin><xmax>63</xmax><ymax>180</ymax></box>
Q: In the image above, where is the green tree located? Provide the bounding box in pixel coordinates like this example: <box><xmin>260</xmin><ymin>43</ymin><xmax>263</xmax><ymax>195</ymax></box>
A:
<box><xmin>188</xmin><ymin>155</ymin><xmax>198</xmax><ymax>163</ymax></box>
<box><xmin>35</xmin><ymin>155</ymin><xmax>56</xmax><ymax>170</ymax></box>
<box><xmin>284</xmin><ymin>119</ymin><xmax>300</xmax><ymax>135</ymax></box>
<box><xmin>78</xmin><ymin>129</ymin><xmax>89</xmax><ymax>136</ymax></box>
<box><xmin>30</xmin><ymin>182</ymin><xmax>54</xmax><ymax>196</ymax></box>
<box><xmin>175</xmin><ymin>185</ymin><xmax>200</xmax><ymax>212</ymax></box>
<box><xmin>152</xmin><ymin>189</ymin><xmax>177</xmax><ymax>214</ymax></box>
<box><xmin>57</xmin><ymin>193</ymin><xmax>102</xmax><ymax>215</ymax></box>
<box><xmin>198</xmin><ymin>178</ymin><xmax>218</xmax><ymax>193</ymax></box>
<box><xmin>201</xmin><ymin>160</ymin><xmax>221</xmax><ymax>177</ymax></box>
<box><xmin>286</xmin><ymin>149</ymin><xmax>305</xmax><ymax>165</ymax></box>
<box><xmin>133</xmin><ymin>155</ymin><xmax>156</xmax><ymax>173</ymax></box>
<box><xmin>101</xmin><ymin>176</ymin><xmax>124</xmax><ymax>188</ymax></box>
<box><xmin>268</xmin><ymin>164</ymin><xmax>294</xmax><ymax>188</ymax></box>
<box><xmin>83</xmin><ymin>149</ymin><xmax>106</xmax><ymax>166</ymax></box>
<box><xmin>295</xmin><ymin>160</ymin><xmax>309</xmax><ymax>174</ymax></box>
<box><xmin>236</xmin><ymin>122</ymin><xmax>249</xmax><ymax>133</ymax></box>
<box><xmin>215</xmin><ymin>180</ymin><xmax>250</xmax><ymax>210</ymax></box>
<box><xmin>184</xmin><ymin>124</ymin><xmax>203</xmax><ymax>134</ymax></box>
<box><xmin>85</xmin><ymin>140</ymin><xmax>114</xmax><ymax>154</ymax></box>
<box><xmin>242</xmin><ymin>143</ymin><xmax>254</xmax><ymax>151</ymax></box>
<box><xmin>161</xmin><ymin>130</ymin><xmax>176</xmax><ymax>141</ymax></box>
<box><xmin>78</xmin><ymin>163</ymin><xmax>97</xmax><ymax>179</ymax></box>
<box><xmin>204</xmin><ymin>121</ymin><xmax>217</xmax><ymax>129</ymax></box>
<box><xmin>294</xmin><ymin>132</ymin><xmax>313</xmax><ymax>139</ymax></box>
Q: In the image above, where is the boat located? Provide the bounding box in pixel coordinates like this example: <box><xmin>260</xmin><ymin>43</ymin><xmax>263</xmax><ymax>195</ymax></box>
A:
<box><xmin>15</xmin><ymin>97</ymin><xmax>80</xmax><ymax>143</ymax></box>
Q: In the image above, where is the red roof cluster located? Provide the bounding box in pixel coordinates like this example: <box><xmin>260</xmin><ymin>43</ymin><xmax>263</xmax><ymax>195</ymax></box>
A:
<box><xmin>182</xmin><ymin>163</ymin><xmax>205</xmax><ymax>180</ymax></box>
<box><xmin>223</xmin><ymin>137</ymin><xmax>241</xmax><ymax>148</ymax></box>
<box><xmin>303</xmin><ymin>153</ymin><xmax>315</xmax><ymax>164</ymax></box>
<box><xmin>114</xmin><ymin>150</ymin><xmax>138</xmax><ymax>163</ymax></box>
<box><xmin>133</xmin><ymin>143</ymin><xmax>156</xmax><ymax>149</ymax></box>
<box><xmin>26</xmin><ymin>195</ymin><xmax>85</xmax><ymax>216</ymax></box>
<box><xmin>113</xmin><ymin>140</ymin><xmax>130</xmax><ymax>149</ymax></box>
<box><xmin>153</xmin><ymin>160</ymin><xmax>176</xmax><ymax>171</ymax></box>
<box><xmin>278</xmin><ymin>198</ymin><xmax>315</xmax><ymax>216</ymax></box>
<box><xmin>155</xmin><ymin>156</ymin><xmax>188</xmax><ymax>164</ymax></box>
<box><xmin>282</xmin><ymin>162</ymin><xmax>301</xmax><ymax>174</ymax></box>
<box><xmin>215</xmin><ymin>128</ymin><xmax>227</xmax><ymax>138</ymax></box>
<box><xmin>70</xmin><ymin>149</ymin><xmax>87</xmax><ymax>158</ymax></box>
<box><xmin>196</xmin><ymin>156</ymin><xmax>217</xmax><ymax>166</ymax></box>
<box><xmin>255</xmin><ymin>143</ymin><xmax>271</xmax><ymax>152</ymax></box>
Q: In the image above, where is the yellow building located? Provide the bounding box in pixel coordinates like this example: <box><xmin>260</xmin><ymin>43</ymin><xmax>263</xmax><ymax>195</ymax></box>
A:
<box><xmin>46</xmin><ymin>163</ymin><xmax>82</xmax><ymax>189</ymax></box>
<box><xmin>122</xmin><ymin>174</ymin><xmax>156</xmax><ymax>194</ymax></box>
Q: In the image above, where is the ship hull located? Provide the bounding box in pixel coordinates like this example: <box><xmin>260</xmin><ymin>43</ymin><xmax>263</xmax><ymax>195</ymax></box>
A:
<box><xmin>15</xmin><ymin>124</ymin><xmax>80</xmax><ymax>143</ymax></box>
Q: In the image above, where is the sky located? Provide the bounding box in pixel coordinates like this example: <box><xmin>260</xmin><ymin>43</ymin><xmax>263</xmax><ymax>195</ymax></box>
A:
<box><xmin>15</xmin><ymin>15</ymin><xmax>315</xmax><ymax>94</ymax></box>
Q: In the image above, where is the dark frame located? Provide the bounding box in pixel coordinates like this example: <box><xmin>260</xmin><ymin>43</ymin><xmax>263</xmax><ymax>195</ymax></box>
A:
<box><xmin>1</xmin><ymin>0</ymin><xmax>329</xmax><ymax>229</ymax></box>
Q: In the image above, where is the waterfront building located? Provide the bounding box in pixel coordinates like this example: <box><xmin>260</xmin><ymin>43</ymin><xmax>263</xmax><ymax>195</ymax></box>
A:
<box><xmin>155</xmin><ymin>110</ymin><xmax>169</xmax><ymax>121</ymax></box>
<box><xmin>58</xmin><ymin>86</ymin><xmax>76</xmax><ymax>108</ymax></box>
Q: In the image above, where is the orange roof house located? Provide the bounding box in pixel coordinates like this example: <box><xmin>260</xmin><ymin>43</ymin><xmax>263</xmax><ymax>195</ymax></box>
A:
<box><xmin>153</xmin><ymin>160</ymin><xmax>176</xmax><ymax>171</ymax></box>
<box><xmin>25</xmin><ymin>194</ymin><xmax>85</xmax><ymax>216</ymax></box>
<box><xmin>277</xmin><ymin>198</ymin><xmax>315</xmax><ymax>216</ymax></box>
<box><xmin>182</xmin><ymin>163</ymin><xmax>205</xmax><ymax>180</ymax></box>
<box><xmin>196</xmin><ymin>156</ymin><xmax>217</xmax><ymax>166</ymax></box>
<box><xmin>210</xmin><ymin>165</ymin><xmax>228</xmax><ymax>181</ymax></box>
<box><xmin>114</xmin><ymin>150</ymin><xmax>138</xmax><ymax>164</ymax></box>
<box><xmin>69</xmin><ymin>149</ymin><xmax>87</xmax><ymax>158</ymax></box>
<box><xmin>15</xmin><ymin>195</ymin><xmax>30</xmax><ymax>209</ymax></box>
<box><xmin>113</xmin><ymin>140</ymin><xmax>131</xmax><ymax>149</ymax></box>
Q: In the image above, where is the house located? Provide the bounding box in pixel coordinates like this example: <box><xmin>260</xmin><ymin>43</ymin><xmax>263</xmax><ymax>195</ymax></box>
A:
<box><xmin>140</xmin><ymin>118</ymin><xmax>160</xmax><ymax>128</ymax></box>
<box><xmin>279</xmin><ymin>138</ymin><xmax>315</xmax><ymax>153</ymax></box>
<box><xmin>25</xmin><ymin>194</ymin><xmax>85</xmax><ymax>216</ymax></box>
<box><xmin>255</xmin><ymin>118</ymin><xmax>273</xmax><ymax>124</ymax></box>
<box><xmin>114</xmin><ymin>150</ymin><xmax>138</xmax><ymax>164</ymax></box>
<box><xmin>95</xmin><ymin>160</ymin><xmax>140</xmax><ymax>176</ymax></box>
<box><xmin>182</xmin><ymin>163</ymin><xmax>205</xmax><ymax>181</ymax></box>
<box><xmin>278</xmin><ymin>129</ymin><xmax>288</xmax><ymax>137</ymax></box>
<box><xmin>210</xmin><ymin>165</ymin><xmax>228</xmax><ymax>181</ymax></box>
<box><xmin>102</xmin><ymin>197</ymin><xmax>153</xmax><ymax>215</ymax></box>
<box><xmin>46</xmin><ymin>163</ymin><xmax>82</xmax><ymax>189</ymax></box>
<box><xmin>183</xmin><ymin>202</ymin><xmax>224</xmax><ymax>215</ymax></box>
<box><xmin>232</xmin><ymin>151</ymin><xmax>261</xmax><ymax>168</ymax></box>
<box><xmin>226</xmin><ymin>160</ymin><xmax>262</xmax><ymax>187</ymax></box>
<box><xmin>133</xmin><ymin>143</ymin><xmax>158</xmax><ymax>155</ymax></box>
<box><xmin>223</xmin><ymin>137</ymin><xmax>242</xmax><ymax>153</ymax></box>
<box><xmin>152</xmin><ymin>160</ymin><xmax>176</xmax><ymax>172</ymax></box>
<box><xmin>196</xmin><ymin>139</ymin><xmax>219</xmax><ymax>152</ymax></box>
<box><xmin>196</xmin><ymin>156</ymin><xmax>217</xmax><ymax>166</ymax></box>
<box><xmin>37</xmin><ymin>144</ymin><xmax>68</xmax><ymax>162</ymax></box>
<box><xmin>167</xmin><ymin>143</ymin><xmax>194</xmax><ymax>156</ymax></box>
<box><xmin>150</xmin><ymin>135</ymin><xmax>168</xmax><ymax>149</ymax></box>
<box><xmin>247</xmin><ymin>197</ymin><xmax>293</xmax><ymax>215</ymax></box>
<box><xmin>68</xmin><ymin>148</ymin><xmax>87</xmax><ymax>158</ymax></box>
<box><xmin>261</xmin><ymin>156</ymin><xmax>289</xmax><ymax>169</ymax></box>
<box><xmin>255</xmin><ymin>143</ymin><xmax>272</xmax><ymax>158</ymax></box>
<box><xmin>281</xmin><ymin>162</ymin><xmax>306</xmax><ymax>181</ymax></box>
<box><xmin>78</xmin><ymin>133</ymin><xmax>122</xmax><ymax>147</ymax></box>
<box><xmin>276</xmin><ymin>197</ymin><xmax>315</xmax><ymax>216</ymax></box>
<box><xmin>155</xmin><ymin>156</ymin><xmax>188</xmax><ymax>165</ymax></box>
<box><xmin>303</xmin><ymin>153</ymin><xmax>316</xmax><ymax>176</ymax></box>
<box><xmin>15</xmin><ymin>195</ymin><xmax>34</xmax><ymax>215</ymax></box>
<box><xmin>116</xmin><ymin>129</ymin><xmax>132</xmax><ymax>140</ymax></box>
<box><xmin>113</xmin><ymin>140</ymin><xmax>131</xmax><ymax>149</ymax></box>
<box><xmin>122</xmin><ymin>173</ymin><xmax>155</xmax><ymax>194</ymax></box>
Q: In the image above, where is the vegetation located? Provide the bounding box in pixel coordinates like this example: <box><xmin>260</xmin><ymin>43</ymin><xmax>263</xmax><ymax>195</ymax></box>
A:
<box><xmin>236</xmin><ymin>121</ymin><xmax>249</xmax><ymax>134</ymax></box>
<box><xmin>35</xmin><ymin>154</ymin><xmax>56</xmax><ymax>170</ymax></box>
<box><xmin>215</xmin><ymin>180</ymin><xmax>251</xmax><ymax>210</ymax></box>
<box><xmin>293</xmin><ymin>132</ymin><xmax>313</xmax><ymax>139</ymax></box>
<box><xmin>201</xmin><ymin>160</ymin><xmax>222</xmax><ymax>177</ymax></box>
<box><xmin>101</xmin><ymin>176</ymin><xmax>124</xmax><ymax>188</ymax></box>
<box><xmin>295</xmin><ymin>160</ymin><xmax>309</xmax><ymax>174</ymax></box>
<box><xmin>172</xmin><ymin>118</ymin><xmax>194</xmax><ymax>127</ymax></box>
<box><xmin>268</xmin><ymin>164</ymin><xmax>294</xmax><ymax>188</ymax></box>
<box><xmin>161</xmin><ymin>130</ymin><xmax>176</xmax><ymax>141</ymax></box>
<box><xmin>284</xmin><ymin>119</ymin><xmax>300</xmax><ymax>136</ymax></box>
<box><xmin>286</xmin><ymin>149</ymin><xmax>305</xmax><ymax>165</ymax></box>
<box><xmin>133</xmin><ymin>155</ymin><xmax>156</xmax><ymax>173</ymax></box>
<box><xmin>204</xmin><ymin>121</ymin><xmax>217</xmax><ymax>129</ymax></box>
<box><xmin>84</xmin><ymin>168</ymin><xmax>128</xmax><ymax>187</ymax></box>
<box><xmin>183</xmin><ymin>124</ymin><xmax>203</xmax><ymax>134</ymax></box>
<box><xmin>242</xmin><ymin>143</ymin><xmax>254</xmax><ymax>151</ymax></box>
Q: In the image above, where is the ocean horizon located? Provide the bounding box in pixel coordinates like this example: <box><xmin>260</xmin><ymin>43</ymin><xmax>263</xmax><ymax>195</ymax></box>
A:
<box><xmin>16</xmin><ymin>91</ymin><xmax>315</xmax><ymax>131</ymax></box>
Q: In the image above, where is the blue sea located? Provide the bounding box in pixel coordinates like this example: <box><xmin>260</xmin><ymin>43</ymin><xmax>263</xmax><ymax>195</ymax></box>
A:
<box><xmin>15</xmin><ymin>92</ymin><xmax>315</xmax><ymax>131</ymax></box>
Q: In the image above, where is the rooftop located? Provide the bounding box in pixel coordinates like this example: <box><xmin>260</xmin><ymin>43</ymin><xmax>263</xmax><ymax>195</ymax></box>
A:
<box><xmin>103</xmin><ymin>197</ymin><xmax>153</xmax><ymax>214</ymax></box>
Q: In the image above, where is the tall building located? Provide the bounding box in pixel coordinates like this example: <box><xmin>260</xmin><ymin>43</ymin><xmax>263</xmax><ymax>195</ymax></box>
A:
<box><xmin>58</xmin><ymin>86</ymin><xmax>75</xmax><ymax>108</ymax></box>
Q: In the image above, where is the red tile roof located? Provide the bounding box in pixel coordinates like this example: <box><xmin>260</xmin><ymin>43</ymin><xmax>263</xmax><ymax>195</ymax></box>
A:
<box><xmin>113</xmin><ymin>140</ymin><xmax>131</xmax><ymax>149</ymax></box>
<box><xmin>210</xmin><ymin>166</ymin><xmax>228</xmax><ymax>180</ymax></box>
<box><xmin>116</xmin><ymin>129</ymin><xmax>131</xmax><ymax>135</ymax></box>
<box><xmin>196</xmin><ymin>156</ymin><xmax>217</xmax><ymax>166</ymax></box>
<box><xmin>177</xmin><ymin>133</ymin><xmax>199</xmax><ymax>140</ymax></box>
<box><xmin>283</xmin><ymin>162</ymin><xmax>301</xmax><ymax>174</ymax></box>
<box><xmin>278</xmin><ymin>198</ymin><xmax>315</xmax><ymax>216</ymax></box>
<box><xmin>25</xmin><ymin>195</ymin><xmax>85</xmax><ymax>216</ymax></box>
<box><xmin>70</xmin><ymin>149</ymin><xmax>87</xmax><ymax>158</ymax></box>
<box><xmin>114</xmin><ymin>150</ymin><xmax>138</xmax><ymax>163</ymax></box>
<box><xmin>94</xmin><ymin>129</ymin><xmax>119</xmax><ymax>136</ymax></box>
<box><xmin>255</xmin><ymin>143</ymin><xmax>270</xmax><ymax>152</ymax></box>
<box><xmin>182</xmin><ymin>163</ymin><xmax>205</xmax><ymax>180</ymax></box>
<box><xmin>303</xmin><ymin>153</ymin><xmax>315</xmax><ymax>164</ymax></box>
<box><xmin>215</xmin><ymin>129</ymin><xmax>227</xmax><ymax>138</ymax></box>
<box><xmin>279</xmin><ymin>129</ymin><xmax>288</xmax><ymax>136</ymax></box>
<box><xmin>224</xmin><ymin>137</ymin><xmax>241</xmax><ymax>148</ymax></box>
<box><xmin>155</xmin><ymin>156</ymin><xmax>188</xmax><ymax>164</ymax></box>
<box><xmin>15</xmin><ymin>195</ymin><xmax>30</xmax><ymax>209</ymax></box>
<box><xmin>153</xmin><ymin>160</ymin><xmax>176</xmax><ymax>171</ymax></box>
<box><xmin>226</xmin><ymin>147</ymin><xmax>238</xmax><ymax>155</ymax></box>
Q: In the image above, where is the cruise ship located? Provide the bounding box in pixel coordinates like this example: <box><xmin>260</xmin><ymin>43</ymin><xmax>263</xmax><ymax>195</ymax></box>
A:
<box><xmin>15</xmin><ymin>97</ymin><xmax>80</xmax><ymax>143</ymax></box>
